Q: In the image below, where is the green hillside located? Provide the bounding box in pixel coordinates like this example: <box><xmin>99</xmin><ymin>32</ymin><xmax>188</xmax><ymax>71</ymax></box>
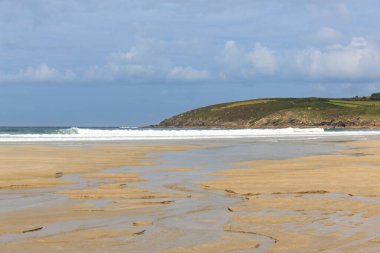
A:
<box><xmin>158</xmin><ymin>97</ymin><xmax>380</xmax><ymax>128</ymax></box>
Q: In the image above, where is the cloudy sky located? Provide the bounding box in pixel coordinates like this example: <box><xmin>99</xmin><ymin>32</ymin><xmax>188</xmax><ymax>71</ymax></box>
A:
<box><xmin>1</xmin><ymin>0</ymin><xmax>380</xmax><ymax>126</ymax></box>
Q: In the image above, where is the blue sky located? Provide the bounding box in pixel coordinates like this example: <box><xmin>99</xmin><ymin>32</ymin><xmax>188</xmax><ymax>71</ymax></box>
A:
<box><xmin>1</xmin><ymin>0</ymin><xmax>380</xmax><ymax>126</ymax></box>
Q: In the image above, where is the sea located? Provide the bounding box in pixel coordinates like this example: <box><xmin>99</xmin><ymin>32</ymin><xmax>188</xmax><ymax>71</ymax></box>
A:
<box><xmin>0</xmin><ymin>126</ymin><xmax>380</xmax><ymax>142</ymax></box>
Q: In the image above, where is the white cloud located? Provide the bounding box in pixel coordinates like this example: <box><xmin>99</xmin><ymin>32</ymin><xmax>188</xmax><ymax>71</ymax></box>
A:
<box><xmin>218</xmin><ymin>40</ymin><xmax>277</xmax><ymax>77</ymax></box>
<box><xmin>218</xmin><ymin>40</ymin><xmax>242</xmax><ymax>70</ymax></box>
<box><xmin>23</xmin><ymin>64</ymin><xmax>60</xmax><ymax>81</ymax></box>
<box><xmin>83</xmin><ymin>62</ymin><xmax>153</xmax><ymax>81</ymax></box>
<box><xmin>0</xmin><ymin>64</ymin><xmax>75</xmax><ymax>82</ymax></box>
<box><xmin>5</xmin><ymin>36</ymin><xmax>380</xmax><ymax>85</ymax></box>
<box><xmin>296</xmin><ymin>37</ymin><xmax>380</xmax><ymax>79</ymax></box>
<box><xmin>168</xmin><ymin>66</ymin><xmax>209</xmax><ymax>81</ymax></box>
<box><xmin>84</xmin><ymin>40</ymin><xmax>168</xmax><ymax>80</ymax></box>
<box><xmin>117</xmin><ymin>47</ymin><xmax>138</xmax><ymax>61</ymax></box>
<box><xmin>247</xmin><ymin>43</ymin><xmax>277</xmax><ymax>74</ymax></box>
<box><xmin>314</xmin><ymin>27</ymin><xmax>342</xmax><ymax>44</ymax></box>
<box><xmin>107</xmin><ymin>63</ymin><xmax>152</xmax><ymax>76</ymax></box>
<box><xmin>84</xmin><ymin>38</ymin><xmax>213</xmax><ymax>81</ymax></box>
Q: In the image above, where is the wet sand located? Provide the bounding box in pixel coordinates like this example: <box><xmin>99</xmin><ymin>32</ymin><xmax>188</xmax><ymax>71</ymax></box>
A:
<box><xmin>1</xmin><ymin>139</ymin><xmax>380</xmax><ymax>252</ymax></box>
<box><xmin>0</xmin><ymin>143</ymin><xmax>198</xmax><ymax>252</ymax></box>
<box><xmin>202</xmin><ymin>140</ymin><xmax>380</xmax><ymax>252</ymax></box>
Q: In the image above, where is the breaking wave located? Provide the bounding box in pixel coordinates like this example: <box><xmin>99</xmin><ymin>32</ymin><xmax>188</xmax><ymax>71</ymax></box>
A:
<box><xmin>0</xmin><ymin>127</ymin><xmax>380</xmax><ymax>142</ymax></box>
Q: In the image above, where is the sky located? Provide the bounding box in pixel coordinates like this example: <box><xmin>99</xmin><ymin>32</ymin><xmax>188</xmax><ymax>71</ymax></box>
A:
<box><xmin>1</xmin><ymin>0</ymin><xmax>380</xmax><ymax>126</ymax></box>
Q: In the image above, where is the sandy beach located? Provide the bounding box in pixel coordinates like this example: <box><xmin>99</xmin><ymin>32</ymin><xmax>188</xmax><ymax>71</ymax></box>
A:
<box><xmin>1</xmin><ymin>138</ymin><xmax>380</xmax><ymax>252</ymax></box>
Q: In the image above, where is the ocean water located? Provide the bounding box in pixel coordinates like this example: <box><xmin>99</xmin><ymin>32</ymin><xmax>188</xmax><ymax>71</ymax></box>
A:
<box><xmin>1</xmin><ymin>126</ymin><xmax>380</xmax><ymax>142</ymax></box>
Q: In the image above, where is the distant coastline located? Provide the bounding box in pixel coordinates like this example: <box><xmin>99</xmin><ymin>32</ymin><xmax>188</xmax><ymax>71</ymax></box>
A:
<box><xmin>156</xmin><ymin>96</ymin><xmax>380</xmax><ymax>129</ymax></box>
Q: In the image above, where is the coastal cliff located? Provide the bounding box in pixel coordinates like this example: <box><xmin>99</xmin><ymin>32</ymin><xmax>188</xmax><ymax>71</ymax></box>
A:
<box><xmin>158</xmin><ymin>98</ymin><xmax>380</xmax><ymax>129</ymax></box>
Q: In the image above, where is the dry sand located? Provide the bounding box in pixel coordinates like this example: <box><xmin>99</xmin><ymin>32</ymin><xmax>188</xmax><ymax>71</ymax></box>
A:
<box><xmin>0</xmin><ymin>144</ymin><xmax>193</xmax><ymax>189</ymax></box>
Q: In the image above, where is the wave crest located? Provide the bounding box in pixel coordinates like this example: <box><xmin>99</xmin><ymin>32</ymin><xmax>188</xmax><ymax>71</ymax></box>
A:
<box><xmin>0</xmin><ymin>127</ymin><xmax>379</xmax><ymax>142</ymax></box>
<box><xmin>55</xmin><ymin>127</ymin><xmax>80</xmax><ymax>135</ymax></box>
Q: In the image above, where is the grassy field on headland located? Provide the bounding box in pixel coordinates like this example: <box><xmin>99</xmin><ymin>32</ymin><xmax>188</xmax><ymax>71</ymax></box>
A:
<box><xmin>159</xmin><ymin>97</ymin><xmax>380</xmax><ymax>128</ymax></box>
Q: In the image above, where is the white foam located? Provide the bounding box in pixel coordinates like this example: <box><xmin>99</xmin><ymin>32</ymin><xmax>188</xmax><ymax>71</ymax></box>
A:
<box><xmin>1</xmin><ymin>127</ymin><xmax>380</xmax><ymax>142</ymax></box>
